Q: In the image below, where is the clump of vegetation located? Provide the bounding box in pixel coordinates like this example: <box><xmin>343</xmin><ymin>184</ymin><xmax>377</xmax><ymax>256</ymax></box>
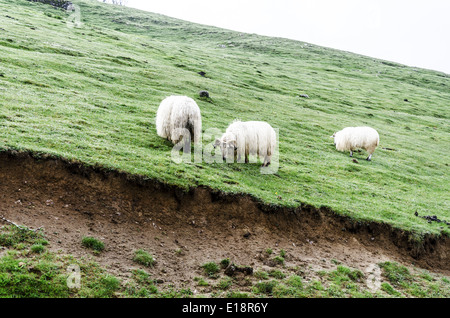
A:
<box><xmin>174</xmin><ymin>248</ymin><xmax>183</xmax><ymax>256</ymax></box>
<box><xmin>0</xmin><ymin>225</ymin><xmax>45</xmax><ymax>248</ymax></box>
<box><xmin>30</xmin><ymin>243</ymin><xmax>46</xmax><ymax>254</ymax></box>
<box><xmin>381</xmin><ymin>282</ymin><xmax>402</xmax><ymax>296</ymax></box>
<box><xmin>194</xmin><ymin>276</ymin><xmax>209</xmax><ymax>287</ymax></box>
<box><xmin>254</xmin><ymin>270</ymin><xmax>269</xmax><ymax>280</ymax></box>
<box><xmin>81</xmin><ymin>236</ymin><xmax>105</xmax><ymax>253</ymax></box>
<box><xmin>226</xmin><ymin>291</ymin><xmax>250</xmax><ymax>298</ymax></box>
<box><xmin>201</xmin><ymin>262</ymin><xmax>220</xmax><ymax>278</ymax></box>
<box><xmin>379</xmin><ymin>261</ymin><xmax>412</xmax><ymax>286</ymax></box>
<box><xmin>253</xmin><ymin>280</ymin><xmax>279</xmax><ymax>295</ymax></box>
<box><xmin>217</xmin><ymin>277</ymin><xmax>233</xmax><ymax>290</ymax></box>
<box><xmin>0</xmin><ymin>252</ymin><xmax>70</xmax><ymax>297</ymax></box>
<box><xmin>124</xmin><ymin>269</ymin><xmax>158</xmax><ymax>297</ymax></box>
<box><xmin>269</xmin><ymin>269</ymin><xmax>286</xmax><ymax>279</ymax></box>
<box><xmin>132</xmin><ymin>249</ymin><xmax>155</xmax><ymax>267</ymax></box>
<box><xmin>0</xmin><ymin>225</ymin><xmax>125</xmax><ymax>298</ymax></box>
<box><xmin>330</xmin><ymin>265</ymin><xmax>365</xmax><ymax>282</ymax></box>
<box><xmin>272</xmin><ymin>256</ymin><xmax>285</xmax><ymax>265</ymax></box>
<box><xmin>220</xmin><ymin>258</ymin><xmax>231</xmax><ymax>268</ymax></box>
<box><xmin>377</xmin><ymin>261</ymin><xmax>449</xmax><ymax>298</ymax></box>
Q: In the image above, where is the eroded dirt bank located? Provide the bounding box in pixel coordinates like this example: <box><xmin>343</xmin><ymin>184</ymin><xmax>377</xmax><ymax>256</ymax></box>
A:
<box><xmin>0</xmin><ymin>151</ymin><xmax>448</xmax><ymax>291</ymax></box>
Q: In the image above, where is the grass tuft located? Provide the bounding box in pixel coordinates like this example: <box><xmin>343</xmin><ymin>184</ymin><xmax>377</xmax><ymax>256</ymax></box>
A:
<box><xmin>81</xmin><ymin>236</ymin><xmax>105</xmax><ymax>252</ymax></box>
<box><xmin>132</xmin><ymin>249</ymin><xmax>155</xmax><ymax>267</ymax></box>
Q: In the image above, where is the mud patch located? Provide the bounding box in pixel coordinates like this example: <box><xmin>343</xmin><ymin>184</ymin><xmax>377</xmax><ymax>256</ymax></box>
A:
<box><xmin>0</xmin><ymin>151</ymin><xmax>448</xmax><ymax>293</ymax></box>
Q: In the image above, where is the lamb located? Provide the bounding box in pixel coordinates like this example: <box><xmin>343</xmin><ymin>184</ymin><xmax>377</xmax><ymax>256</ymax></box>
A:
<box><xmin>155</xmin><ymin>95</ymin><xmax>202</xmax><ymax>145</ymax></box>
<box><xmin>214</xmin><ymin>120</ymin><xmax>276</xmax><ymax>167</ymax></box>
<box><xmin>331</xmin><ymin>126</ymin><xmax>380</xmax><ymax>161</ymax></box>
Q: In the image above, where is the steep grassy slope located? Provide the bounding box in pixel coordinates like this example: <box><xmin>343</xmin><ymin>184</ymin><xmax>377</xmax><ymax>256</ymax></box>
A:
<box><xmin>0</xmin><ymin>0</ymin><xmax>449</xmax><ymax>237</ymax></box>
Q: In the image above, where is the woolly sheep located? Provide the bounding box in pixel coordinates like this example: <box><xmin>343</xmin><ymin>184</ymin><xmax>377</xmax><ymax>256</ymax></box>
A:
<box><xmin>214</xmin><ymin>120</ymin><xmax>276</xmax><ymax>167</ymax></box>
<box><xmin>155</xmin><ymin>95</ymin><xmax>202</xmax><ymax>145</ymax></box>
<box><xmin>331</xmin><ymin>126</ymin><xmax>380</xmax><ymax>161</ymax></box>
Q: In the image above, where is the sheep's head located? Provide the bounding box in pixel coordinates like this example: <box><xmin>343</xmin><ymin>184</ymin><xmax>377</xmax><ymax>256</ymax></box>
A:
<box><xmin>330</xmin><ymin>132</ymin><xmax>337</xmax><ymax>145</ymax></box>
<box><xmin>214</xmin><ymin>133</ymin><xmax>237</xmax><ymax>161</ymax></box>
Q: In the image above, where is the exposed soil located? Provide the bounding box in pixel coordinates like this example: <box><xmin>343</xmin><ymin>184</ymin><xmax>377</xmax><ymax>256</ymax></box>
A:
<box><xmin>0</xmin><ymin>151</ymin><xmax>448</xmax><ymax>293</ymax></box>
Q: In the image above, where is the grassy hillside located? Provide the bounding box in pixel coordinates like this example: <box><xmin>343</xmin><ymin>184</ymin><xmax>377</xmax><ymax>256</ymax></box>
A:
<box><xmin>1</xmin><ymin>0</ymin><xmax>449</xmax><ymax>237</ymax></box>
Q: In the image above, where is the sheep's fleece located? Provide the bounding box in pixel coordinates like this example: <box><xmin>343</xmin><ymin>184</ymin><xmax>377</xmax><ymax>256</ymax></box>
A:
<box><xmin>215</xmin><ymin>120</ymin><xmax>276</xmax><ymax>166</ymax></box>
<box><xmin>332</xmin><ymin>126</ymin><xmax>379</xmax><ymax>161</ymax></box>
<box><xmin>156</xmin><ymin>95</ymin><xmax>202</xmax><ymax>144</ymax></box>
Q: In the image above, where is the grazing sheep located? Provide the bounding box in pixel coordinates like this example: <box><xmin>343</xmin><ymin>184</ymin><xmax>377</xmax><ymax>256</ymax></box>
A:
<box><xmin>332</xmin><ymin>126</ymin><xmax>380</xmax><ymax>161</ymax></box>
<box><xmin>214</xmin><ymin>120</ymin><xmax>276</xmax><ymax>167</ymax></box>
<box><xmin>155</xmin><ymin>95</ymin><xmax>202</xmax><ymax>145</ymax></box>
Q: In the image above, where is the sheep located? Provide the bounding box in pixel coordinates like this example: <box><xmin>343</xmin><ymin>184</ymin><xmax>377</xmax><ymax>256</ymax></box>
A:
<box><xmin>331</xmin><ymin>126</ymin><xmax>380</xmax><ymax>161</ymax></box>
<box><xmin>155</xmin><ymin>95</ymin><xmax>202</xmax><ymax>146</ymax></box>
<box><xmin>214</xmin><ymin>120</ymin><xmax>276</xmax><ymax>167</ymax></box>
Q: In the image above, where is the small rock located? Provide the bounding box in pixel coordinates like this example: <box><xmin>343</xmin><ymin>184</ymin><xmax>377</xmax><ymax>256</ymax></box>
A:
<box><xmin>199</xmin><ymin>90</ymin><xmax>209</xmax><ymax>98</ymax></box>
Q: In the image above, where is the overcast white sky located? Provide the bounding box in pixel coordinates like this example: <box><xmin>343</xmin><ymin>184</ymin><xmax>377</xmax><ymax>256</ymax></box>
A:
<box><xmin>123</xmin><ymin>0</ymin><xmax>450</xmax><ymax>74</ymax></box>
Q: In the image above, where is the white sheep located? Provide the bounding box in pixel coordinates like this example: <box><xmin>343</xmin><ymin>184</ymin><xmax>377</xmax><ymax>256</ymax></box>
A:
<box><xmin>155</xmin><ymin>95</ymin><xmax>202</xmax><ymax>145</ymax></box>
<box><xmin>214</xmin><ymin>120</ymin><xmax>276</xmax><ymax>166</ymax></box>
<box><xmin>332</xmin><ymin>126</ymin><xmax>380</xmax><ymax>161</ymax></box>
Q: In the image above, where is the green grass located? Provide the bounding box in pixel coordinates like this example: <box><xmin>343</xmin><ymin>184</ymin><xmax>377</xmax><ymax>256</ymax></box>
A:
<box><xmin>124</xmin><ymin>269</ymin><xmax>158</xmax><ymax>297</ymax></box>
<box><xmin>201</xmin><ymin>262</ymin><xmax>220</xmax><ymax>278</ymax></box>
<box><xmin>0</xmin><ymin>225</ymin><xmax>45</xmax><ymax>248</ymax></box>
<box><xmin>81</xmin><ymin>236</ymin><xmax>105</xmax><ymax>252</ymax></box>
<box><xmin>132</xmin><ymin>249</ymin><xmax>155</xmax><ymax>267</ymax></box>
<box><xmin>0</xmin><ymin>225</ymin><xmax>121</xmax><ymax>297</ymax></box>
<box><xmin>0</xmin><ymin>0</ymin><xmax>449</xmax><ymax>240</ymax></box>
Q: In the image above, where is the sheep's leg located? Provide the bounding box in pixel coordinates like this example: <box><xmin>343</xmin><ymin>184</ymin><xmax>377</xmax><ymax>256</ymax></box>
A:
<box><xmin>245</xmin><ymin>155</ymin><xmax>249</xmax><ymax>164</ymax></box>
<box><xmin>366</xmin><ymin>154</ymin><xmax>372</xmax><ymax>161</ymax></box>
<box><xmin>261</xmin><ymin>158</ymin><xmax>266</xmax><ymax>167</ymax></box>
<box><xmin>262</xmin><ymin>161</ymin><xmax>271</xmax><ymax>167</ymax></box>
<box><xmin>349</xmin><ymin>151</ymin><xmax>353</xmax><ymax>157</ymax></box>
<box><xmin>261</xmin><ymin>156</ymin><xmax>271</xmax><ymax>167</ymax></box>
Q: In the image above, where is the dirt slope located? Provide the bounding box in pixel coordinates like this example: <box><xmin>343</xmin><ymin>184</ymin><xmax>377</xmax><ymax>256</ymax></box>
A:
<box><xmin>0</xmin><ymin>151</ymin><xmax>448</xmax><ymax>293</ymax></box>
